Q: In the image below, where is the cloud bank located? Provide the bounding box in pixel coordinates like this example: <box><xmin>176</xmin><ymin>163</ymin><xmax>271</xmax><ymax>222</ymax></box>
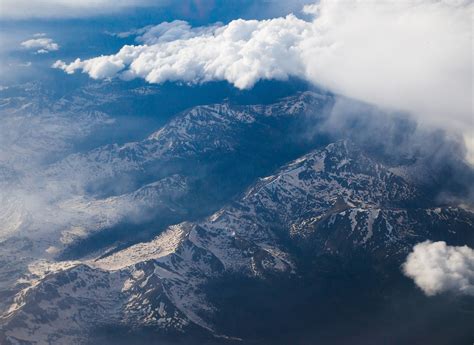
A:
<box><xmin>403</xmin><ymin>241</ymin><xmax>474</xmax><ymax>296</ymax></box>
<box><xmin>54</xmin><ymin>15</ymin><xmax>308</xmax><ymax>88</ymax></box>
<box><xmin>21</xmin><ymin>37</ymin><xmax>59</xmax><ymax>54</ymax></box>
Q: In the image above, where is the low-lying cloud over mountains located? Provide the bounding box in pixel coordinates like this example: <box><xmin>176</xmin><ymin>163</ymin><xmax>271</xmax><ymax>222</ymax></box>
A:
<box><xmin>403</xmin><ymin>241</ymin><xmax>474</xmax><ymax>296</ymax></box>
<box><xmin>53</xmin><ymin>0</ymin><xmax>474</xmax><ymax>161</ymax></box>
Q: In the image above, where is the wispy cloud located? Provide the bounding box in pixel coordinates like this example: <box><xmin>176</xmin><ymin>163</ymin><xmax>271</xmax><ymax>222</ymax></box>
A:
<box><xmin>21</xmin><ymin>37</ymin><xmax>59</xmax><ymax>54</ymax></box>
<box><xmin>112</xmin><ymin>20</ymin><xmax>223</xmax><ymax>43</ymax></box>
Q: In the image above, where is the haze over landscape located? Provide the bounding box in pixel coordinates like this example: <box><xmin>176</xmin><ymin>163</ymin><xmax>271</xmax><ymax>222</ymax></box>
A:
<box><xmin>0</xmin><ymin>1</ymin><xmax>473</xmax><ymax>344</ymax></box>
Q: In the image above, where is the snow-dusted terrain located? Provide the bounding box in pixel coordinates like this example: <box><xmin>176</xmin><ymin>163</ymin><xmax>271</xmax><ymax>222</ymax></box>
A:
<box><xmin>2</xmin><ymin>139</ymin><xmax>473</xmax><ymax>344</ymax></box>
<box><xmin>0</xmin><ymin>83</ymin><xmax>473</xmax><ymax>345</ymax></box>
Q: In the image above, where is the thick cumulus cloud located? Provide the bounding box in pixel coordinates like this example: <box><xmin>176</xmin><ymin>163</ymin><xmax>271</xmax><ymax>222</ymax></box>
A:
<box><xmin>53</xmin><ymin>0</ymin><xmax>473</xmax><ymax>160</ymax></box>
<box><xmin>403</xmin><ymin>241</ymin><xmax>474</xmax><ymax>296</ymax></box>
<box><xmin>21</xmin><ymin>37</ymin><xmax>59</xmax><ymax>54</ymax></box>
<box><xmin>54</xmin><ymin>15</ymin><xmax>309</xmax><ymax>89</ymax></box>
<box><xmin>0</xmin><ymin>0</ymin><xmax>165</xmax><ymax>19</ymax></box>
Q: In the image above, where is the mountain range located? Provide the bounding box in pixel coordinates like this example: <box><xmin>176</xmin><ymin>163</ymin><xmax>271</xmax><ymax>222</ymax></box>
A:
<box><xmin>0</xmin><ymin>82</ymin><xmax>473</xmax><ymax>345</ymax></box>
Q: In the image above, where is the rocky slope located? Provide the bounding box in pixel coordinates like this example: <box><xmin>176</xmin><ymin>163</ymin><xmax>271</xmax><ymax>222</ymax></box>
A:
<box><xmin>0</xmin><ymin>89</ymin><xmax>330</xmax><ymax>330</ymax></box>
<box><xmin>2</xmin><ymin>140</ymin><xmax>472</xmax><ymax>345</ymax></box>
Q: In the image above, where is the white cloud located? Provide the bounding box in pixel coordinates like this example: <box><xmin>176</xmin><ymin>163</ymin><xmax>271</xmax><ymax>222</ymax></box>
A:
<box><xmin>54</xmin><ymin>15</ymin><xmax>310</xmax><ymax>88</ymax></box>
<box><xmin>21</xmin><ymin>37</ymin><xmax>59</xmax><ymax>53</ymax></box>
<box><xmin>403</xmin><ymin>241</ymin><xmax>474</xmax><ymax>296</ymax></box>
<box><xmin>53</xmin><ymin>0</ymin><xmax>473</xmax><ymax>158</ymax></box>
<box><xmin>9</xmin><ymin>61</ymin><xmax>32</xmax><ymax>67</ymax></box>
<box><xmin>300</xmin><ymin>0</ymin><xmax>473</xmax><ymax>143</ymax></box>
<box><xmin>112</xmin><ymin>20</ymin><xmax>222</xmax><ymax>43</ymax></box>
<box><xmin>0</xmin><ymin>0</ymin><xmax>164</xmax><ymax>19</ymax></box>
